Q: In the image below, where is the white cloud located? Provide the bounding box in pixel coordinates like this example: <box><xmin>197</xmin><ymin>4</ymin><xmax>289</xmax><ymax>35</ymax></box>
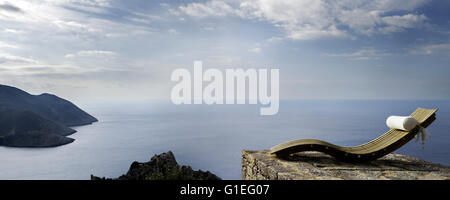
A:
<box><xmin>52</xmin><ymin>0</ymin><xmax>112</xmax><ymax>14</ymax></box>
<box><xmin>0</xmin><ymin>41</ymin><xmax>19</xmax><ymax>49</ymax></box>
<box><xmin>160</xmin><ymin>3</ymin><xmax>170</xmax><ymax>8</ymax></box>
<box><xmin>126</xmin><ymin>12</ymin><xmax>167</xmax><ymax>24</ymax></box>
<box><xmin>326</xmin><ymin>48</ymin><xmax>390</xmax><ymax>60</ymax></box>
<box><xmin>3</xmin><ymin>28</ymin><xmax>24</xmax><ymax>34</ymax></box>
<box><xmin>0</xmin><ymin>0</ymin><xmax>154</xmax><ymax>40</ymax></box>
<box><xmin>53</xmin><ymin>20</ymin><xmax>99</xmax><ymax>33</ymax></box>
<box><xmin>248</xmin><ymin>47</ymin><xmax>261</xmax><ymax>53</ymax></box>
<box><xmin>65</xmin><ymin>50</ymin><xmax>117</xmax><ymax>58</ymax></box>
<box><xmin>382</xmin><ymin>14</ymin><xmax>427</xmax><ymax>28</ymax></box>
<box><xmin>0</xmin><ymin>53</ymin><xmax>38</xmax><ymax>64</ymax></box>
<box><xmin>179</xmin><ymin>0</ymin><xmax>242</xmax><ymax>18</ymax></box>
<box><xmin>57</xmin><ymin>0</ymin><xmax>111</xmax><ymax>7</ymax></box>
<box><xmin>379</xmin><ymin>14</ymin><xmax>427</xmax><ymax>34</ymax></box>
<box><xmin>178</xmin><ymin>0</ymin><xmax>429</xmax><ymax>40</ymax></box>
<box><xmin>168</xmin><ymin>28</ymin><xmax>179</xmax><ymax>35</ymax></box>
<box><xmin>410</xmin><ymin>43</ymin><xmax>450</xmax><ymax>55</ymax></box>
<box><xmin>0</xmin><ymin>64</ymin><xmax>91</xmax><ymax>75</ymax></box>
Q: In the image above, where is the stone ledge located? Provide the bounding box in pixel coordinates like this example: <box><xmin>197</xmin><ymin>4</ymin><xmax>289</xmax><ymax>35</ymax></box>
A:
<box><xmin>242</xmin><ymin>150</ymin><xmax>450</xmax><ymax>180</ymax></box>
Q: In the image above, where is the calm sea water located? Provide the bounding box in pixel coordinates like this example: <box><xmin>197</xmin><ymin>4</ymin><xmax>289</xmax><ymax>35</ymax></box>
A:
<box><xmin>0</xmin><ymin>100</ymin><xmax>449</xmax><ymax>180</ymax></box>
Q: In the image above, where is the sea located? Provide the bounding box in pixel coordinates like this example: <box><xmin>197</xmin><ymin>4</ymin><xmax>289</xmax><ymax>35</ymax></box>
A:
<box><xmin>0</xmin><ymin>100</ymin><xmax>449</xmax><ymax>180</ymax></box>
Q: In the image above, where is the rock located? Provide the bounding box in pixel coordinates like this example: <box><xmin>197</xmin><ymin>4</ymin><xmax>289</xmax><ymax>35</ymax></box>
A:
<box><xmin>242</xmin><ymin>150</ymin><xmax>450</xmax><ymax>180</ymax></box>
<box><xmin>91</xmin><ymin>151</ymin><xmax>221</xmax><ymax>180</ymax></box>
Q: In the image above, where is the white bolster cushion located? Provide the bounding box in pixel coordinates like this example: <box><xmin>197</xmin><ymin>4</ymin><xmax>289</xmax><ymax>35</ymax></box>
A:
<box><xmin>386</xmin><ymin>116</ymin><xmax>418</xmax><ymax>131</ymax></box>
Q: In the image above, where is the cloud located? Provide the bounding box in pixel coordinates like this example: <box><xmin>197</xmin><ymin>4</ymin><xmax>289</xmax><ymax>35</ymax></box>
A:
<box><xmin>178</xmin><ymin>0</ymin><xmax>430</xmax><ymax>40</ymax></box>
<box><xmin>159</xmin><ymin>3</ymin><xmax>170</xmax><ymax>8</ymax></box>
<box><xmin>126</xmin><ymin>12</ymin><xmax>167</xmax><ymax>24</ymax></box>
<box><xmin>326</xmin><ymin>48</ymin><xmax>390</xmax><ymax>60</ymax></box>
<box><xmin>168</xmin><ymin>28</ymin><xmax>179</xmax><ymax>35</ymax></box>
<box><xmin>0</xmin><ymin>53</ymin><xmax>38</xmax><ymax>64</ymax></box>
<box><xmin>65</xmin><ymin>50</ymin><xmax>117</xmax><ymax>58</ymax></box>
<box><xmin>179</xmin><ymin>0</ymin><xmax>242</xmax><ymax>18</ymax></box>
<box><xmin>378</xmin><ymin>14</ymin><xmax>428</xmax><ymax>34</ymax></box>
<box><xmin>53</xmin><ymin>20</ymin><xmax>99</xmax><ymax>34</ymax></box>
<box><xmin>0</xmin><ymin>1</ymin><xmax>23</xmax><ymax>13</ymax></box>
<box><xmin>3</xmin><ymin>28</ymin><xmax>24</xmax><ymax>34</ymax></box>
<box><xmin>410</xmin><ymin>43</ymin><xmax>450</xmax><ymax>55</ymax></box>
<box><xmin>57</xmin><ymin>0</ymin><xmax>112</xmax><ymax>14</ymax></box>
<box><xmin>248</xmin><ymin>47</ymin><xmax>261</xmax><ymax>53</ymax></box>
<box><xmin>0</xmin><ymin>41</ymin><xmax>19</xmax><ymax>49</ymax></box>
<box><xmin>382</xmin><ymin>14</ymin><xmax>427</xmax><ymax>28</ymax></box>
<box><xmin>0</xmin><ymin>0</ymin><xmax>154</xmax><ymax>40</ymax></box>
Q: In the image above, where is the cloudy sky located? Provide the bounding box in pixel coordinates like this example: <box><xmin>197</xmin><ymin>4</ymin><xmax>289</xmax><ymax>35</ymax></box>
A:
<box><xmin>0</xmin><ymin>0</ymin><xmax>449</xmax><ymax>102</ymax></box>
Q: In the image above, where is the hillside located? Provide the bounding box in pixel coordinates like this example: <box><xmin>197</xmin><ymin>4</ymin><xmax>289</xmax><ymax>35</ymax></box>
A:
<box><xmin>0</xmin><ymin>84</ymin><xmax>97</xmax><ymax>126</ymax></box>
<box><xmin>0</xmin><ymin>85</ymin><xmax>97</xmax><ymax>147</ymax></box>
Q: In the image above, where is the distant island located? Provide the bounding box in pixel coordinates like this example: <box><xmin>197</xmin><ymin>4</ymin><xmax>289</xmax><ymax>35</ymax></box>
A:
<box><xmin>0</xmin><ymin>84</ymin><xmax>97</xmax><ymax>147</ymax></box>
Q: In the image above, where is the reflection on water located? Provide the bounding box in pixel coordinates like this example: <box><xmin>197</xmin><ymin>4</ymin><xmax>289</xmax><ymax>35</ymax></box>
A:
<box><xmin>0</xmin><ymin>100</ymin><xmax>449</xmax><ymax>180</ymax></box>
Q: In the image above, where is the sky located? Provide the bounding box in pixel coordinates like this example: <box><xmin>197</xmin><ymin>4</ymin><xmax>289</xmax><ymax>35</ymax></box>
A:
<box><xmin>0</xmin><ymin>0</ymin><xmax>449</xmax><ymax>102</ymax></box>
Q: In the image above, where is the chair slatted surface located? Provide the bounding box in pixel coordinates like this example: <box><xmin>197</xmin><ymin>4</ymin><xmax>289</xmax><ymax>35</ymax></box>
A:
<box><xmin>270</xmin><ymin>108</ymin><xmax>437</xmax><ymax>162</ymax></box>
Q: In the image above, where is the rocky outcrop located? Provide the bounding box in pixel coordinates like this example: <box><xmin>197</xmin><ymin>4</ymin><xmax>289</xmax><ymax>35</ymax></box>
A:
<box><xmin>91</xmin><ymin>151</ymin><xmax>221</xmax><ymax>180</ymax></box>
<box><xmin>242</xmin><ymin>150</ymin><xmax>450</xmax><ymax>180</ymax></box>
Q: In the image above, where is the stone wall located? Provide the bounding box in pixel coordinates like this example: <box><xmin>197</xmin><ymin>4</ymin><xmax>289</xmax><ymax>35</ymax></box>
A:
<box><xmin>242</xmin><ymin>150</ymin><xmax>450</xmax><ymax>180</ymax></box>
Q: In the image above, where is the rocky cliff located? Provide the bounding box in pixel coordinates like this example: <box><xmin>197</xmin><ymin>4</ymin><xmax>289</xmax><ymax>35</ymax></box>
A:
<box><xmin>91</xmin><ymin>151</ymin><xmax>221</xmax><ymax>180</ymax></box>
<box><xmin>242</xmin><ymin>150</ymin><xmax>450</xmax><ymax>180</ymax></box>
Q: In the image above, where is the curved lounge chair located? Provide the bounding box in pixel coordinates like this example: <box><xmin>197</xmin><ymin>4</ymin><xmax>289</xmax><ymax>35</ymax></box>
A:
<box><xmin>270</xmin><ymin>108</ymin><xmax>437</xmax><ymax>162</ymax></box>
